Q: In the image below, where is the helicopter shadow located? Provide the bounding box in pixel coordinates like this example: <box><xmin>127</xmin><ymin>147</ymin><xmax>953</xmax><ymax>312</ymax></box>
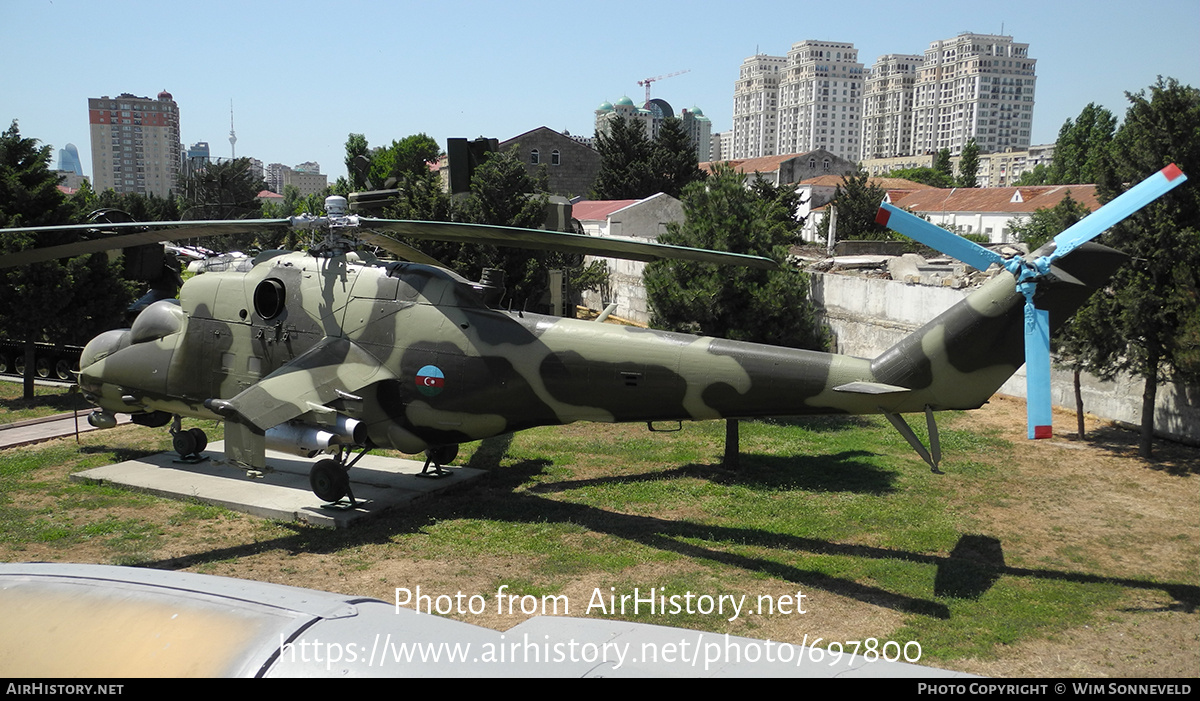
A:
<box><xmin>139</xmin><ymin>432</ymin><xmax>1198</xmax><ymax>621</ymax></box>
<box><xmin>527</xmin><ymin>449</ymin><xmax>896</xmax><ymax>496</ymax></box>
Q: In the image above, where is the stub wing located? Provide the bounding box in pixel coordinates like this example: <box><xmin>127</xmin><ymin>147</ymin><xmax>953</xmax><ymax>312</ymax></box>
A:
<box><xmin>212</xmin><ymin>336</ymin><xmax>394</xmax><ymax>432</ymax></box>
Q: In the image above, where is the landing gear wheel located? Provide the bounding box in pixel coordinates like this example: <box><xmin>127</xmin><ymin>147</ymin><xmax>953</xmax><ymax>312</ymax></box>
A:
<box><xmin>310</xmin><ymin>459</ymin><xmax>349</xmax><ymax>503</ymax></box>
<box><xmin>173</xmin><ymin>429</ymin><xmax>198</xmax><ymax>458</ymax></box>
<box><xmin>188</xmin><ymin>427</ymin><xmax>208</xmax><ymax>454</ymax></box>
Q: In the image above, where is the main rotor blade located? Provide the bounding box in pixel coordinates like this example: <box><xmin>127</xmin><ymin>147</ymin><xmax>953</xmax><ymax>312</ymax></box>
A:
<box><xmin>1023</xmin><ymin>301</ymin><xmax>1053</xmax><ymax>439</ymax></box>
<box><xmin>1047</xmin><ymin>164</ymin><xmax>1187</xmax><ymax>263</ymax></box>
<box><xmin>359</xmin><ymin>218</ymin><xmax>779</xmax><ymax>270</ymax></box>
<box><xmin>1</xmin><ymin>219</ymin><xmax>292</xmax><ymax>269</ymax></box>
<box><xmin>875</xmin><ymin>203</ymin><xmax>1005</xmax><ymax>272</ymax></box>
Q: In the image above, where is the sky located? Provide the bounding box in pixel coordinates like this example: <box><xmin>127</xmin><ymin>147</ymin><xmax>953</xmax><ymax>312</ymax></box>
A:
<box><xmin>3</xmin><ymin>0</ymin><xmax>1198</xmax><ymax>186</ymax></box>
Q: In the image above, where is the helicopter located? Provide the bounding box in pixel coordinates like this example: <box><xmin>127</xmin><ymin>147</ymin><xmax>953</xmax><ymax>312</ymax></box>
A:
<box><xmin>0</xmin><ymin>164</ymin><xmax>1186</xmax><ymax>504</ymax></box>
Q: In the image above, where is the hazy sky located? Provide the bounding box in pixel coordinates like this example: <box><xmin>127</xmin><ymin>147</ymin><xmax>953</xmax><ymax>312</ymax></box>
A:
<box><xmin>4</xmin><ymin>0</ymin><xmax>1197</xmax><ymax>185</ymax></box>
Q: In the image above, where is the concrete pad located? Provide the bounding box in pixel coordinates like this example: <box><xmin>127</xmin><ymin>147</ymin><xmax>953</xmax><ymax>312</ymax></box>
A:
<box><xmin>70</xmin><ymin>441</ymin><xmax>484</xmax><ymax>528</ymax></box>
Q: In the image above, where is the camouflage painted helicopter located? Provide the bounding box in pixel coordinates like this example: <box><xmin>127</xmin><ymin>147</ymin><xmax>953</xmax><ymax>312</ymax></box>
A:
<box><xmin>1</xmin><ymin>165</ymin><xmax>1186</xmax><ymax>504</ymax></box>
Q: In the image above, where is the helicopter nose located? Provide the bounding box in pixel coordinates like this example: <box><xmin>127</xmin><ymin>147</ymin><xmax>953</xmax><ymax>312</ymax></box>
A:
<box><xmin>77</xmin><ymin>329</ymin><xmax>131</xmax><ymax>392</ymax></box>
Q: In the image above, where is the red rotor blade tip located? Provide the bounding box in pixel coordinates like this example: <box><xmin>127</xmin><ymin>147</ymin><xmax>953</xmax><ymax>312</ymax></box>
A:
<box><xmin>875</xmin><ymin>207</ymin><xmax>891</xmax><ymax>227</ymax></box>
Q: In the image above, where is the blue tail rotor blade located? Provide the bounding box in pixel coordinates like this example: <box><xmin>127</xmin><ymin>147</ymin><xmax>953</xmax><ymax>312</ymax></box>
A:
<box><xmin>1048</xmin><ymin>164</ymin><xmax>1188</xmax><ymax>263</ymax></box>
<box><xmin>1024</xmin><ymin>301</ymin><xmax>1053</xmax><ymax>439</ymax></box>
<box><xmin>875</xmin><ymin>203</ymin><xmax>1005</xmax><ymax>272</ymax></box>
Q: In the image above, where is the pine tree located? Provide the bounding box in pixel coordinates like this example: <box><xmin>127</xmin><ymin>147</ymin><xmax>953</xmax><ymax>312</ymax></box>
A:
<box><xmin>1047</xmin><ymin>103</ymin><xmax>1117</xmax><ymax>185</ymax></box>
<box><xmin>591</xmin><ymin>115</ymin><xmax>654</xmax><ymax>199</ymax></box>
<box><xmin>956</xmin><ymin>139</ymin><xmax>980</xmax><ymax>188</ymax></box>
<box><xmin>645</xmin><ymin>163</ymin><xmax>826</xmax><ymax>351</ymax></box>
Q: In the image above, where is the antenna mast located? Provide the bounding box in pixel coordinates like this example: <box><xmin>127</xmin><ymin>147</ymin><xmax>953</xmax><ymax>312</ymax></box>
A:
<box><xmin>229</xmin><ymin>100</ymin><xmax>237</xmax><ymax>160</ymax></box>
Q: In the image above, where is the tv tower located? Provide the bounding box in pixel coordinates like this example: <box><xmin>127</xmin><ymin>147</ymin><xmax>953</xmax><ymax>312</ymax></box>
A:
<box><xmin>229</xmin><ymin>100</ymin><xmax>237</xmax><ymax>159</ymax></box>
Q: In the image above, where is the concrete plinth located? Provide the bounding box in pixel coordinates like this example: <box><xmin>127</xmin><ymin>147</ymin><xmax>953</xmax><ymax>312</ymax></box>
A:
<box><xmin>70</xmin><ymin>441</ymin><xmax>483</xmax><ymax>528</ymax></box>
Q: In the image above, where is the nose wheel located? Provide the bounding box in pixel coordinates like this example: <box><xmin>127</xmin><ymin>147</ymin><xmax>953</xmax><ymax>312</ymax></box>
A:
<box><xmin>309</xmin><ymin>446</ymin><xmax>366</xmax><ymax>507</ymax></box>
<box><xmin>310</xmin><ymin>459</ymin><xmax>352</xmax><ymax>504</ymax></box>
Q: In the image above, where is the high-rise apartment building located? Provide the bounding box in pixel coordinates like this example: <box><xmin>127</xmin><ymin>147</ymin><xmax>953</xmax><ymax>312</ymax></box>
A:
<box><xmin>88</xmin><ymin>91</ymin><xmax>181</xmax><ymax>197</ymax></box>
<box><xmin>777</xmin><ymin>40</ymin><xmax>864</xmax><ymax>162</ymax></box>
<box><xmin>860</xmin><ymin>54</ymin><xmax>923</xmax><ymax>160</ymax></box>
<box><xmin>910</xmin><ymin>34</ymin><xmax>1036</xmax><ymax>156</ymax></box>
<box><xmin>732</xmin><ymin>32</ymin><xmax>1037</xmax><ymax>166</ymax></box>
<box><xmin>731</xmin><ymin>54</ymin><xmax>785</xmax><ymax>158</ymax></box>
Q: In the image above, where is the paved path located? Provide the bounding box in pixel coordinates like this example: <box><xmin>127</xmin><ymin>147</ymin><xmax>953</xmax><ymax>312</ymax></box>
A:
<box><xmin>0</xmin><ymin>411</ymin><xmax>132</xmax><ymax>450</ymax></box>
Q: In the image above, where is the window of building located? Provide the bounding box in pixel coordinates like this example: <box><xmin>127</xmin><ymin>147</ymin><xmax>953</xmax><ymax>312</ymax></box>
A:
<box><xmin>551</xmin><ymin>150</ymin><xmax>560</xmax><ymax>166</ymax></box>
<box><xmin>530</xmin><ymin>149</ymin><xmax>539</xmax><ymax>165</ymax></box>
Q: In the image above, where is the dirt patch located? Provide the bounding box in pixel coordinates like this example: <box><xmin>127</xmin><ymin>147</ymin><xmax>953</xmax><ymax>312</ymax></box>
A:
<box><xmin>944</xmin><ymin>396</ymin><xmax>1198</xmax><ymax>677</ymax></box>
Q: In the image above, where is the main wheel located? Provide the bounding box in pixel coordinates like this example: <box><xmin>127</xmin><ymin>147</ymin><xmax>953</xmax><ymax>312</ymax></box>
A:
<box><xmin>173</xmin><ymin>429</ymin><xmax>198</xmax><ymax>458</ymax></box>
<box><xmin>188</xmin><ymin>427</ymin><xmax>208</xmax><ymax>454</ymax></box>
<box><xmin>309</xmin><ymin>459</ymin><xmax>348</xmax><ymax>503</ymax></box>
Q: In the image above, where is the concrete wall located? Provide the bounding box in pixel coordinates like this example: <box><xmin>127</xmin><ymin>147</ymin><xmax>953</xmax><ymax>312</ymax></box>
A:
<box><xmin>812</xmin><ymin>272</ymin><xmax>1200</xmax><ymax>444</ymax></box>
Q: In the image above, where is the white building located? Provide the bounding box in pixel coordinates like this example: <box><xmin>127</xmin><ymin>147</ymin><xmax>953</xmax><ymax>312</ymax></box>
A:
<box><xmin>861</xmin><ymin>54</ymin><xmax>923</xmax><ymax>160</ymax></box>
<box><xmin>911</xmin><ymin>33</ymin><xmax>1036</xmax><ymax>156</ymax></box>
<box><xmin>777</xmin><ymin>40</ymin><xmax>864</xmax><ymax>163</ymax></box>
<box><xmin>731</xmin><ymin>54</ymin><xmax>785</xmax><ymax>158</ymax></box>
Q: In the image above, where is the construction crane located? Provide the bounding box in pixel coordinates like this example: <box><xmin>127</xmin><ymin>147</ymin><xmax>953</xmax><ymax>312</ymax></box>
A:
<box><xmin>638</xmin><ymin>69</ymin><xmax>690</xmax><ymax>103</ymax></box>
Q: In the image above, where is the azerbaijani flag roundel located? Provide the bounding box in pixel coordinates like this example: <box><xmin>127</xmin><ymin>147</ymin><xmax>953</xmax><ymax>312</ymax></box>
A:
<box><xmin>415</xmin><ymin>365</ymin><xmax>445</xmax><ymax>397</ymax></box>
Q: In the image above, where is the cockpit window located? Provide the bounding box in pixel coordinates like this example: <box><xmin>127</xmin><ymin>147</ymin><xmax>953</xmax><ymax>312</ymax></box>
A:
<box><xmin>129</xmin><ymin>299</ymin><xmax>185</xmax><ymax>344</ymax></box>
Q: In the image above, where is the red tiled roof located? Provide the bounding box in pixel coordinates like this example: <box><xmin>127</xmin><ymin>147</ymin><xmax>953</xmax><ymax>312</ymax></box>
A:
<box><xmin>571</xmin><ymin>199</ymin><xmax>639</xmax><ymax>221</ymax></box>
<box><xmin>701</xmin><ymin>152</ymin><xmax>821</xmax><ymax>175</ymax></box>
<box><xmin>890</xmin><ymin>184</ymin><xmax>1100</xmax><ymax>214</ymax></box>
<box><xmin>800</xmin><ymin>175</ymin><xmax>935</xmax><ymax>190</ymax></box>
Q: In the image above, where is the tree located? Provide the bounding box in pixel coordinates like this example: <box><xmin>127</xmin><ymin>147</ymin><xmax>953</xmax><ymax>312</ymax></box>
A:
<box><xmin>933</xmin><ymin>148</ymin><xmax>953</xmax><ymax>180</ymax></box>
<box><xmin>0</xmin><ymin>121</ymin><xmax>132</xmax><ymax>398</ymax></box>
<box><xmin>815</xmin><ymin>171</ymin><xmax>892</xmax><ymax>242</ymax></box>
<box><xmin>344</xmin><ymin>133</ymin><xmax>370</xmax><ymax>190</ymax></box>
<box><xmin>883</xmin><ymin>166</ymin><xmax>954</xmax><ymax>188</ymax></box>
<box><xmin>1086</xmin><ymin>77</ymin><xmax>1200</xmax><ymax>457</ymax></box>
<box><xmin>645</xmin><ymin>163</ymin><xmax>827</xmax><ymax>350</ymax></box>
<box><xmin>1008</xmin><ymin>190</ymin><xmax>1091</xmax><ymax>251</ymax></box>
<box><xmin>1013</xmin><ymin>163</ymin><xmax>1050</xmax><ymax>186</ymax></box>
<box><xmin>591</xmin><ymin>115</ymin><xmax>654</xmax><ymax>199</ymax></box>
<box><xmin>1047</xmin><ymin>103</ymin><xmax>1117</xmax><ymax>185</ymax></box>
<box><xmin>956</xmin><ymin>139</ymin><xmax>980</xmax><ymax>188</ymax></box>
<box><xmin>647</xmin><ymin>117</ymin><xmax>706</xmax><ymax>198</ymax></box>
<box><xmin>592</xmin><ymin>115</ymin><xmax>705</xmax><ymax>200</ymax></box>
<box><xmin>179</xmin><ymin>157</ymin><xmax>265</xmax><ymax>220</ymax></box>
<box><xmin>368</xmin><ymin>134</ymin><xmax>440</xmax><ymax>189</ymax></box>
